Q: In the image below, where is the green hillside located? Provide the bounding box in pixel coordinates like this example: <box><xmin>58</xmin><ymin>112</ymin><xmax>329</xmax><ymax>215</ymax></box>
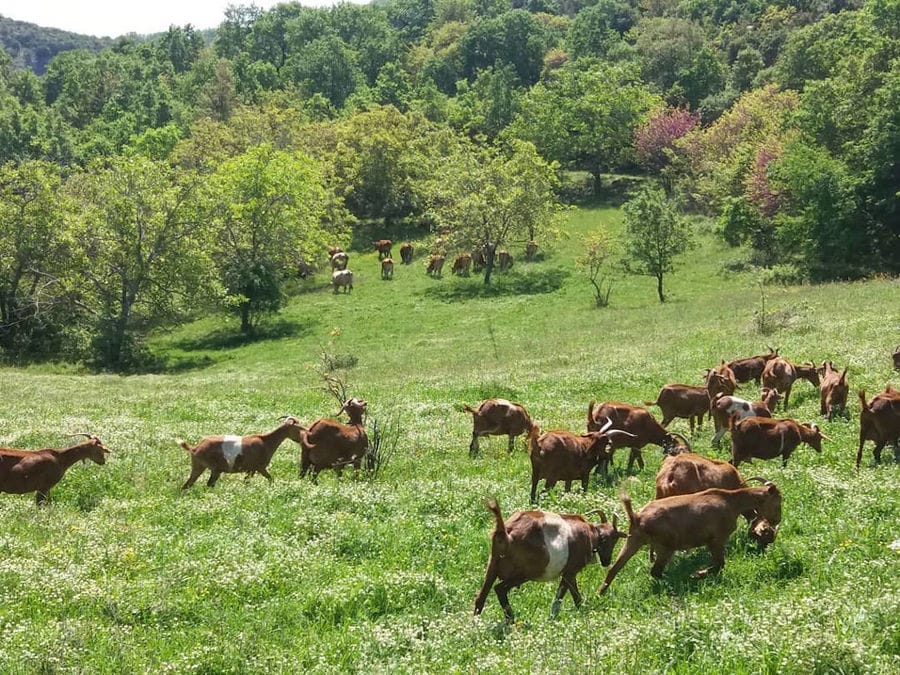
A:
<box><xmin>0</xmin><ymin>206</ymin><xmax>896</xmax><ymax>672</ymax></box>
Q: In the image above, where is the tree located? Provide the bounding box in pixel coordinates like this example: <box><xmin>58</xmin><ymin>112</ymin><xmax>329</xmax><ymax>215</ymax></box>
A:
<box><xmin>459</xmin><ymin>10</ymin><xmax>549</xmax><ymax>86</ymax></box>
<box><xmin>422</xmin><ymin>136</ymin><xmax>564</xmax><ymax>285</ymax></box>
<box><xmin>577</xmin><ymin>232</ymin><xmax>616</xmax><ymax>307</ymax></box>
<box><xmin>207</xmin><ymin>144</ymin><xmax>347</xmax><ymax>332</ymax></box>
<box><xmin>0</xmin><ymin>160</ymin><xmax>78</xmax><ymax>356</ymax></box>
<box><xmin>67</xmin><ymin>156</ymin><xmax>216</xmax><ymax>369</ymax></box>
<box><xmin>507</xmin><ymin>60</ymin><xmax>661</xmax><ymax>193</ymax></box>
<box><xmin>623</xmin><ymin>186</ymin><xmax>693</xmax><ymax>302</ymax></box>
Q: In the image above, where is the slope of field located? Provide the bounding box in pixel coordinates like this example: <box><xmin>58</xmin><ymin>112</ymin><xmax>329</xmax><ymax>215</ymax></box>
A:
<box><xmin>0</xmin><ymin>205</ymin><xmax>897</xmax><ymax>673</ymax></box>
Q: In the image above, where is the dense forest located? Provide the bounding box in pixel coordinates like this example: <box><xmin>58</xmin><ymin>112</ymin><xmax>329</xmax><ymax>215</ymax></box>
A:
<box><xmin>0</xmin><ymin>14</ymin><xmax>113</xmax><ymax>74</ymax></box>
<box><xmin>0</xmin><ymin>0</ymin><xmax>897</xmax><ymax>369</ymax></box>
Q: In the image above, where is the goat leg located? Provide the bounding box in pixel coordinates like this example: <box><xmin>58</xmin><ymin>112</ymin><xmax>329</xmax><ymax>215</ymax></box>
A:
<box><xmin>494</xmin><ymin>580</ymin><xmax>516</xmax><ymax>624</ymax></box>
<box><xmin>550</xmin><ymin>579</ymin><xmax>568</xmax><ymax>618</ymax></box>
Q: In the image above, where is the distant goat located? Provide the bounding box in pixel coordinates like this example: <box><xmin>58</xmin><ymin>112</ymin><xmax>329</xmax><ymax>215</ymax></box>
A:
<box><xmin>400</xmin><ymin>242</ymin><xmax>414</xmax><ymax>265</ymax></box>
<box><xmin>451</xmin><ymin>253</ymin><xmax>472</xmax><ymax>276</ymax></box>
<box><xmin>374</xmin><ymin>239</ymin><xmax>393</xmax><ymax>259</ymax></box>
<box><xmin>644</xmin><ymin>384</ymin><xmax>710</xmax><ymax>433</ymax></box>
<box><xmin>426</xmin><ymin>254</ymin><xmax>445</xmax><ymax>278</ymax></box>
<box><xmin>381</xmin><ymin>257</ymin><xmax>394</xmax><ymax>280</ymax></box>
<box><xmin>463</xmin><ymin>399</ymin><xmax>533</xmax><ymax>456</ymax></box>
<box><xmin>893</xmin><ymin>346</ymin><xmax>900</xmax><ymax>370</ymax></box>
<box><xmin>726</xmin><ymin>347</ymin><xmax>779</xmax><ymax>385</ymax></box>
<box><xmin>762</xmin><ymin>357</ymin><xmax>820</xmax><ymax>409</ymax></box>
<box><xmin>332</xmin><ymin>269</ymin><xmax>353</xmax><ymax>293</ymax></box>
<box><xmin>0</xmin><ymin>433</ymin><xmax>110</xmax><ymax>504</ymax></box>
<box><xmin>818</xmin><ymin>361</ymin><xmax>849</xmax><ymax>421</ymax></box>
<box><xmin>525</xmin><ymin>240</ymin><xmax>538</xmax><ymax>261</ymax></box>
<box><xmin>474</xmin><ymin>498</ymin><xmax>624</xmax><ymax>622</ymax></box>
<box><xmin>179</xmin><ymin>418</ymin><xmax>302</xmax><ymax>489</ymax></box>
<box><xmin>497</xmin><ymin>250</ymin><xmax>513</xmax><ymax>272</ymax></box>
<box><xmin>330</xmin><ymin>251</ymin><xmax>349</xmax><ymax>270</ymax></box>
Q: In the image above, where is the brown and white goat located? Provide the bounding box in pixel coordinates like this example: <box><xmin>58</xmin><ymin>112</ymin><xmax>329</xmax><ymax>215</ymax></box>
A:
<box><xmin>644</xmin><ymin>384</ymin><xmax>710</xmax><ymax>433</ymax></box>
<box><xmin>474</xmin><ymin>498</ymin><xmax>624</xmax><ymax>622</ymax></box>
<box><xmin>300</xmin><ymin>398</ymin><xmax>369</xmax><ymax>480</ymax></box>
<box><xmin>762</xmin><ymin>357</ymin><xmax>820</xmax><ymax>410</ymax></box>
<box><xmin>726</xmin><ymin>347</ymin><xmax>779</xmax><ymax>385</ymax></box>
<box><xmin>0</xmin><ymin>434</ymin><xmax>110</xmax><ymax>504</ymax></box>
<box><xmin>655</xmin><ymin>453</ymin><xmax>778</xmax><ymax>549</ymax></box>
<box><xmin>527</xmin><ymin>421</ymin><xmax>635</xmax><ymax>502</ymax></box>
<box><xmin>818</xmin><ymin>361</ymin><xmax>849</xmax><ymax>421</ymax></box>
<box><xmin>380</xmin><ymin>257</ymin><xmax>394</xmax><ymax>280</ymax></box>
<box><xmin>598</xmin><ymin>482</ymin><xmax>782</xmax><ymax>593</ymax></box>
<box><xmin>587</xmin><ymin>401</ymin><xmax>691</xmax><ymax>477</ymax></box>
<box><xmin>179</xmin><ymin>417</ymin><xmax>303</xmax><ymax>489</ymax></box>
<box><xmin>330</xmin><ymin>251</ymin><xmax>349</xmax><ymax>270</ymax></box>
<box><xmin>373</xmin><ymin>239</ymin><xmax>392</xmax><ymax>259</ymax></box>
<box><xmin>463</xmin><ymin>398</ymin><xmax>533</xmax><ymax>457</ymax></box>
<box><xmin>331</xmin><ymin>269</ymin><xmax>353</xmax><ymax>293</ymax></box>
<box><xmin>399</xmin><ymin>242</ymin><xmax>414</xmax><ymax>265</ymax></box>
<box><xmin>856</xmin><ymin>386</ymin><xmax>900</xmax><ymax>469</ymax></box>
<box><xmin>710</xmin><ymin>388</ymin><xmax>780</xmax><ymax>447</ymax></box>
<box><xmin>730</xmin><ymin>415</ymin><xmax>830</xmax><ymax>468</ymax></box>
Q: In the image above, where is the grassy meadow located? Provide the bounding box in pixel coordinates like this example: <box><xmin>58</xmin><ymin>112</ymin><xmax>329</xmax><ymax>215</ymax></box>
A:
<box><xmin>0</xmin><ymin>204</ymin><xmax>898</xmax><ymax>673</ymax></box>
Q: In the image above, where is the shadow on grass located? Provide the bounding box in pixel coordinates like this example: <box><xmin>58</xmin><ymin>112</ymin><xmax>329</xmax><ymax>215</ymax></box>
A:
<box><xmin>172</xmin><ymin>318</ymin><xmax>317</xmax><ymax>353</ymax></box>
<box><xmin>422</xmin><ymin>267</ymin><xmax>570</xmax><ymax>303</ymax></box>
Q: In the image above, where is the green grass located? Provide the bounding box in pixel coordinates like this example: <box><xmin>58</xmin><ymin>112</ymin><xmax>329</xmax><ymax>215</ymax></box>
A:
<box><xmin>0</xmin><ymin>204</ymin><xmax>898</xmax><ymax>673</ymax></box>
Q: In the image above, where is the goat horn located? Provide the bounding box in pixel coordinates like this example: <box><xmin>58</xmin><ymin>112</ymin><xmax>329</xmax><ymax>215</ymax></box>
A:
<box><xmin>669</xmin><ymin>431</ymin><xmax>692</xmax><ymax>450</ymax></box>
<box><xmin>67</xmin><ymin>433</ymin><xmax>96</xmax><ymax>440</ymax></box>
<box><xmin>585</xmin><ymin>508</ymin><xmax>607</xmax><ymax>523</ymax></box>
<box><xmin>606</xmin><ymin>429</ymin><xmax>637</xmax><ymax>439</ymax></box>
<box><xmin>598</xmin><ymin>416</ymin><xmax>613</xmax><ymax>434</ymax></box>
<box><xmin>744</xmin><ymin>476</ymin><xmax>769</xmax><ymax>485</ymax></box>
<box><xmin>819</xmin><ymin>432</ymin><xmax>832</xmax><ymax>441</ymax></box>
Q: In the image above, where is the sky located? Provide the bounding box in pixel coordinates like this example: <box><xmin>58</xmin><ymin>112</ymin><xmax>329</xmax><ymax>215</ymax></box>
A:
<box><xmin>0</xmin><ymin>1</ymin><xmax>366</xmax><ymax>38</ymax></box>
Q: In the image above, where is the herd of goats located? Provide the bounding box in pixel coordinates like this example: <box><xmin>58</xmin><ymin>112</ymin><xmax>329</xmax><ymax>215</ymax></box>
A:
<box><xmin>322</xmin><ymin>238</ymin><xmax>531</xmax><ymax>292</ymax></box>
<box><xmin>1</xmin><ymin>327</ymin><xmax>898</xmax><ymax>622</ymax></box>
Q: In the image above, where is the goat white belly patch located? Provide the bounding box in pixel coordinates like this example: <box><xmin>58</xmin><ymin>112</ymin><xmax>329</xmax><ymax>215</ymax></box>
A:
<box><xmin>538</xmin><ymin>513</ymin><xmax>572</xmax><ymax>581</ymax></box>
<box><xmin>222</xmin><ymin>435</ymin><xmax>243</xmax><ymax>469</ymax></box>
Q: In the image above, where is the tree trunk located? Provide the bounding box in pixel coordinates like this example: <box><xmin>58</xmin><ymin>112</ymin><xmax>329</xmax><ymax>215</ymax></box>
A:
<box><xmin>657</xmin><ymin>274</ymin><xmax>665</xmax><ymax>303</ymax></box>
<box><xmin>589</xmin><ymin>163</ymin><xmax>603</xmax><ymax>196</ymax></box>
<box><xmin>240</xmin><ymin>304</ymin><xmax>252</xmax><ymax>334</ymax></box>
<box><xmin>483</xmin><ymin>249</ymin><xmax>496</xmax><ymax>286</ymax></box>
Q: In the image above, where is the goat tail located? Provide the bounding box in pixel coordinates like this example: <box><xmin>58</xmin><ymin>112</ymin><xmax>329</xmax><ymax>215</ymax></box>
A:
<box><xmin>620</xmin><ymin>491</ymin><xmax>638</xmax><ymax>528</ymax></box>
<box><xmin>858</xmin><ymin>390</ymin><xmax>869</xmax><ymax>411</ymax></box>
<box><xmin>176</xmin><ymin>439</ymin><xmax>192</xmax><ymax>453</ymax></box>
<box><xmin>484</xmin><ymin>498</ymin><xmax>505</xmax><ymax>531</ymax></box>
<box><xmin>643</xmin><ymin>399</ymin><xmax>657</xmax><ymax>407</ymax></box>
<box><xmin>527</xmin><ymin>425</ymin><xmax>541</xmax><ymax>451</ymax></box>
<box><xmin>462</xmin><ymin>404</ymin><xmax>477</xmax><ymax>415</ymax></box>
<box><xmin>587</xmin><ymin>399</ymin><xmax>596</xmax><ymax>422</ymax></box>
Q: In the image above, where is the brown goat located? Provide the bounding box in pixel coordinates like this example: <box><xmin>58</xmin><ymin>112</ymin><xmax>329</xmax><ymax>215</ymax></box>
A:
<box><xmin>726</xmin><ymin>347</ymin><xmax>779</xmax><ymax>385</ymax></box>
<box><xmin>704</xmin><ymin>361</ymin><xmax>738</xmax><ymax>405</ymax></box>
<box><xmin>180</xmin><ymin>417</ymin><xmax>303</xmax><ymax>489</ymax></box>
<box><xmin>399</xmin><ymin>242</ymin><xmax>414</xmax><ymax>265</ymax></box>
<box><xmin>587</xmin><ymin>401</ymin><xmax>691</xmax><ymax>478</ymax></box>
<box><xmin>463</xmin><ymin>399</ymin><xmax>533</xmax><ymax>456</ymax></box>
<box><xmin>730</xmin><ymin>416</ymin><xmax>830</xmax><ymax>468</ymax></box>
<box><xmin>451</xmin><ymin>253</ymin><xmax>472</xmax><ymax>276</ymax></box>
<box><xmin>893</xmin><ymin>346</ymin><xmax>900</xmax><ymax>370</ymax></box>
<box><xmin>471</xmin><ymin>248</ymin><xmax>486</xmax><ymax>272</ymax></box>
<box><xmin>426</xmin><ymin>254</ymin><xmax>445</xmax><ymax>278</ymax></box>
<box><xmin>300</xmin><ymin>398</ymin><xmax>369</xmax><ymax>481</ymax></box>
<box><xmin>655</xmin><ymin>452</ymin><xmax>778</xmax><ymax>549</ymax></box>
<box><xmin>474</xmin><ymin>498</ymin><xmax>624</xmax><ymax>622</ymax></box>
<box><xmin>818</xmin><ymin>361</ymin><xmax>849</xmax><ymax>421</ymax></box>
<box><xmin>856</xmin><ymin>386</ymin><xmax>900</xmax><ymax>469</ymax></box>
<box><xmin>525</xmin><ymin>240</ymin><xmax>538</xmax><ymax>261</ymax></box>
<box><xmin>0</xmin><ymin>434</ymin><xmax>110</xmax><ymax>504</ymax></box>
<box><xmin>645</xmin><ymin>384</ymin><xmax>710</xmax><ymax>432</ymax></box>
<box><xmin>497</xmin><ymin>250</ymin><xmax>513</xmax><ymax>272</ymax></box>
<box><xmin>711</xmin><ymin>388</ymin><xmax>780</xmax><ymax>446</ymax></box>
<box><xmin>761</xmin><ymin>357</ymin><xmax>820</xmax><ymax>410</ymax></box>
<box><xmin>380</xmin><ymin>257</ymin><xmax>394</xmax><ymax>280</ymax></box>
<box><xmin>527</xmin><ymin>421</ymin><xmax>635</xmax><ymax>502</ymax></box>
<box><xmin>373</xmin><ymin>239</ymin><xmax>392</xmax><ymax>259</ymax></box>
<box><xmin>598</xmin><ymin>483</ymin><xmax>782</xmax><ymax>593</ymax></box>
